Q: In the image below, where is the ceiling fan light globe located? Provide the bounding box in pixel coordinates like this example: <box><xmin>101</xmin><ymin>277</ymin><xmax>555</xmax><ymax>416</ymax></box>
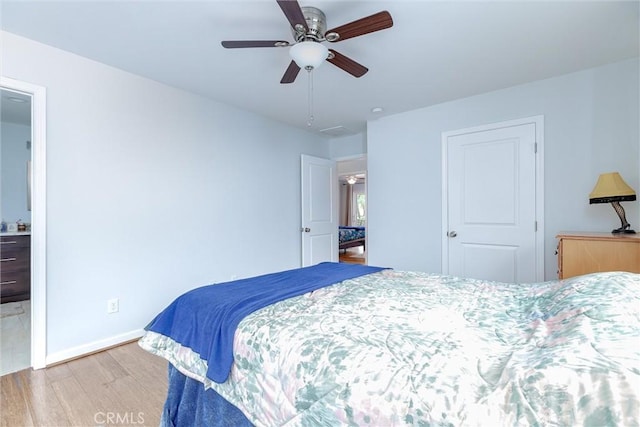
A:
<box><xmin>290</xmin><ymin>41</ymin><xmax>328</xmax><ymax>70</ymax></box>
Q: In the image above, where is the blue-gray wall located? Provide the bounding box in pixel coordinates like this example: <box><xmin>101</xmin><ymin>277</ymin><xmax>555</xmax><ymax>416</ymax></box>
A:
<box><xmin>1</xmin><ymin>121</ymin><xmax>31</xmax><ymax>224</ymax></box>
<box><xmin>367</xmin><ymin>58</ymin><xmax>639</xmax><ymax>280</ymax></box>
<box><xmin>2</xmin><ymin>31</ymin><xmax>330</xmax><ymax>360</ymax></box>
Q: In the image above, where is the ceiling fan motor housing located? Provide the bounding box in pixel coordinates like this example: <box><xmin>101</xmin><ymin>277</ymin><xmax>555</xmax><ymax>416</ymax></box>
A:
<box><xmin>293</xmin><ymin>7</ymin><xmax>334</xmax><ymax>42</ymax></box>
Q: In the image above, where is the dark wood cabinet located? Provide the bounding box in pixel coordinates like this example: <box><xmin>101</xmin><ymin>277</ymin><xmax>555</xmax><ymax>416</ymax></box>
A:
<box><xmin>1</xmin><ymin>234</ymin><xmax>31</xmax><ymax>303</ymax></box>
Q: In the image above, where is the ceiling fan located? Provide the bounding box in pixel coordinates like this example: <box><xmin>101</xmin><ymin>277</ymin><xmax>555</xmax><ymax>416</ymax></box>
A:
<box><xmin>221</xmin><ymin>0</ymin><xmax>393</xmax><ymax>84</ymax></box>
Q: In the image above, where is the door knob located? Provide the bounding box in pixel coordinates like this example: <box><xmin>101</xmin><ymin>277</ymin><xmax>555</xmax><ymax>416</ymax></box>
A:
<box><xmin>301</xmin><ymin>227</ymin><xmax>311</xmax><ymax>232</ymax></box>
<box><xmin>448</xmin><ymin>231</ymin><xmax>457</xmax><ymax>238</ymax></box>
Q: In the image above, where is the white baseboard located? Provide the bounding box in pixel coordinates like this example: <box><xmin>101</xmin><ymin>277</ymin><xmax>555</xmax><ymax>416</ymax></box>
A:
<box><xmin>45</xmin><ymin>329</ymin><xmax>146</xmax><ymax>367</ymax></box>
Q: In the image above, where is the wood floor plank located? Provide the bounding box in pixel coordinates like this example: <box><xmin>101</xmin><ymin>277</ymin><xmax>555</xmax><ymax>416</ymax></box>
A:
<box><xmin>17</xmin><ymin>369</ymin><xmax>69</xmax><ymax>427</ymax></box>
<box><xmin>1</xmin><ymin>372</ymin><xmax>35</xmax><ymax>427</ymax></box>
<box><xmin>1</xmin><ymin>342</ymin><xmax>169</xmax><ymax>427</ymax></box>
<box><xmin>105</xmin><ymin>374</ymin><xmax>163</xmax><ymax>426</ymax></box>
<box><xmin>339</xmin><ymin>247</ymin><xmax>366</xmax><ymax>264</ymax></box>
<box><xmin>50</xmin><ymin>374</ymin><xmax>101</xmax><ymax>426</ymax></box>
<box><xmin>66</xmin><ymin>349</ymin><xmax>123</xmax><ymax>386</ymax></box>
<box><xmin>65</xmin><ymin>354</ymin><xmax>132</xmax><ymax>416</ymax></box>
<box><xmin>107</xmin><ymin>342</ymin><xmax>168</xmax><ymax>402</ymax></box>
<box><xmin>43</xmin><ymin>362</ymin><xmax>73</xmax><ymax>383</ymax></box>
<box><xmin>89</xmin><ymin>349</ymin><xmax>130</xmax><ymax>381</ymax></box>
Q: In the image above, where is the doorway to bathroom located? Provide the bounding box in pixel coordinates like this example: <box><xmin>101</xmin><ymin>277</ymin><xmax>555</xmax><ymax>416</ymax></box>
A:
<box><xmin>1</xmin><ymin>77</ymin><xmax>47</xmax><ymax>374</ymax></box>
<box><xmin>1</xmin><ymin>87</ymin><xmax>32</xmax><ymax>375</ymax></box>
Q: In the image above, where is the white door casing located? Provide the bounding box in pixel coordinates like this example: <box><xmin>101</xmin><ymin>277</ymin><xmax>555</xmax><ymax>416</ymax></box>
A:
<box><xmin>301</xmin><ymin>154</ymin><xmax>338</xmax><ymax>267</ymax></box>
<box><xmin>442</xmin><ymin>117</ymin><xmax>544</xmax><ymax>283</ymax></box>
<box><xmin>1</xmin><ymin>76</ymin><xmax>47</xmax><ymax>369</ymax></box>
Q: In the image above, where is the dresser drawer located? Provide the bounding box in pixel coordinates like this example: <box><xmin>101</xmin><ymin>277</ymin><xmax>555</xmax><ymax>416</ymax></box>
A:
<box><xmin>0</xmin><ymin>255</ymin><xmax>29</xmax><ymax>273</ymax></box>
<box><xmin>0</xmin><ymin>271</ymin><xmax>29</xmax><ymax>297</ymax></box>
<box><xmin>0</xmin><ymin>236</ymin><xmax>30</xmax><ymax>265</ymax></box>
<box><xmin>0</xmin><ymin>235</ymin><xmax>30</xmax><ymax>251</ymax></box>
<box><xmin>0</xmin><ymin>267</ymin><xmax>29</xmax><ymax>282</ymax></box>
<box><xmin>0</xmin><ymin>234</ymin><xmax>31</xmax><ymax>303</ymax></box>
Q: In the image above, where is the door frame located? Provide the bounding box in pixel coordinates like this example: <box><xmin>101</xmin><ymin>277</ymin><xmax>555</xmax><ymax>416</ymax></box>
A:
<box><xmin>1</xmin><ymin>76</ymin><xmax>47</xmax><ymax>369</ymax></box>
<box><xmin>441</xmin><ymin>116</ymin><xmax>545</xmax><ymax>281</ymax></box>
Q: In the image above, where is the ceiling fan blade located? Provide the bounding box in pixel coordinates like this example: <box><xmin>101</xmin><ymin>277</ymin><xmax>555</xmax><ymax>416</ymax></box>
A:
<box><xmin>325</xmin><ymin>11</ymin><xmax>393</xmax><ymax>42</ymax></box>
<box><xmin>327</xmin><ymin>50</ymin><xmax>368</xmax><ymax>78</ymax></box>
<box><xmin>276</xmin><ymin>0</ymin><xmax>308</xmax><ymax>32</ymax></box>
<box><xmin>221</xmin><ymin>40</ymin><xmax>290</xmax><ymax>48</ymax></box>
<box><xmin>280</xmin><ymin>60</ymin><xmax>301</xmax><ymax>84</ymax></box>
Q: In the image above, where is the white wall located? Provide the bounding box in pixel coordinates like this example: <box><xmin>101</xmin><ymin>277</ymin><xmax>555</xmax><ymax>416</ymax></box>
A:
<box><xmin>367</xmin><ymin>58</ymin><xmax>639</xmax><ymax>279</ymax></box>
<box><xmin>2</xmin><ymin>31</ymin><xmax>330</xmax><ymax>360</ymax></box>
<box><xmin>0</xmin><ymin>121</ymin><xmax>31</xmax><ymax>223</ymax></box>
<box><xmin>329</xmin><ymin>132</ymin><xmax>367</xmax><ymax>159</ymax></box>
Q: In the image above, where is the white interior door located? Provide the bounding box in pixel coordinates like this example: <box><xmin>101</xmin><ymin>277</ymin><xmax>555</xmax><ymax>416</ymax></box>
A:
<box><xmin>442</xmin><ymin>118</ymin><xmax>543</xmax><ymax>283</ymax></box>
<box><xmin>301</xmin><ymin>154</ymin><xmax>338</xmax><ymax>267</ymax></box>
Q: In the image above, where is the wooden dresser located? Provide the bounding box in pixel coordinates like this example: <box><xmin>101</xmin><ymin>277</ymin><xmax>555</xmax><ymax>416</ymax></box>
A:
<box><xmin>0</xmin><ymin>234</ymin><xmax>31</xmax><ymax>303</ymax></box>
<box><xmin>556</xmin><ymin>232</ymin><xmax>640</xmax><ymax>279</ymax></box>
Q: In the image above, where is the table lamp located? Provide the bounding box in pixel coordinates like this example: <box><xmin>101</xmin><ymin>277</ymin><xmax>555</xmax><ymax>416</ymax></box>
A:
<box><xmin>589</xmin><ymin>172</ymin><xmax>637</xmax><ymax>234</ymax></box>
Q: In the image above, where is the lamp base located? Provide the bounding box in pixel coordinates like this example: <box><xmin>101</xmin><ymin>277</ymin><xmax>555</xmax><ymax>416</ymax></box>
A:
<box><xmin>610</xmin><ymin>202</ymin><xmax>636</xmax><ymax>234</ymax></box>
<box><xmin>612</xmin><ymin>226</ymin><xmax>636</xmax><ymax>234</ymax></box>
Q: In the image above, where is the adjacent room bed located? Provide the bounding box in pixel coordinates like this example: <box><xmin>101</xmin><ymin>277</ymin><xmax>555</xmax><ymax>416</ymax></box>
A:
<box><xmin>139</xmin><ymin>262</ymin><xmax>640</xmax><ymax>426</ymax></box>
<box><xmin>338</xmin><ymin>225</ymin><xmax>365</xmax><ymax>251</ymax></box>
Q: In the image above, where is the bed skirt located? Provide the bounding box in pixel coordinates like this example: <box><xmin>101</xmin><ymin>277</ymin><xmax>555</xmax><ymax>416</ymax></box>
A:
<box><xmin>161</xmin><ymin>364</ymin><xmax>253</xmax><ymax>427</ymax></box>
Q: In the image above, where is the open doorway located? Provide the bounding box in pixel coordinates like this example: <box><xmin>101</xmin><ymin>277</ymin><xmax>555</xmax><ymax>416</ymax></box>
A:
<box><xmin>1</xmin><ymin>77</ymin><xmax>47</xmax><ymax>372</ymax></box>
<box><xmin>0</xmin><ymin>88</ymin><xmax>32</xmax><ymax>375</ymax></box>
<box><xmin>337</xmin><ymin>156</ymin><xmax>366</xmax><ymax>265</ymax></box>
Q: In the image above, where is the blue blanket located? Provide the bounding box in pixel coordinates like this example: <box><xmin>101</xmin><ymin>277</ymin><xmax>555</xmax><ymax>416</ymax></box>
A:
<box><xmin>161</xmin><ymin>365</ymin><xmax>252</xmax><ymax>427</ymax></box>
<box><xmin>145</xmin><ymin>262</ymin><xmax>387</xmax><ymax>383</ymax></box>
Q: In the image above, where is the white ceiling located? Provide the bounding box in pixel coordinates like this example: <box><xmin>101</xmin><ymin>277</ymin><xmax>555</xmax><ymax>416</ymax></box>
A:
<box><xmin>1</xmin><ymin>1</ymin><xmax>638</xmax><ymax>136</ymax></box>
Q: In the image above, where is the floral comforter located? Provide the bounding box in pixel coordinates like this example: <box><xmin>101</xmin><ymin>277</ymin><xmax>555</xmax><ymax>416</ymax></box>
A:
<box><xmin>139</xmin><ymin>270</ymin><xmax>640</xmax><ymax>426</ymax></box>
<box><xmin>339</xmin><ymin>226</ymin><xmax>365</xmax><ymax>244</ymax></box>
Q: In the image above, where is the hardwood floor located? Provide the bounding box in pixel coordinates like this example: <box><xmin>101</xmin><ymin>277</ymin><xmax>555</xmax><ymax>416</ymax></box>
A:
<box><xmin>0</xmin><ymin>341</ymin><xmax>168</xmax><ymax>427</ymax></box>
<box><xmin>339</xmin><ymin>246</ymin><xmax>366</xmax><ymax>264</ymax></box>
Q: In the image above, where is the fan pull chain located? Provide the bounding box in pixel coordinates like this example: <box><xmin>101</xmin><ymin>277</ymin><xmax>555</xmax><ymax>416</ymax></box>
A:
<box><xmin>307</xmin><ymin>68</ymin><xmax>314</xmax><ymax>127</ymax></box>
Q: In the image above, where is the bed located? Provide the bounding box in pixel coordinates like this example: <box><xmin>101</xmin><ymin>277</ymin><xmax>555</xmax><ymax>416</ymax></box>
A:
<box><xmin>139</xmin><ymin>262</ymin><xmax>640</xmax><ymax>426</ymax></box>
<box><xmin>338</xmin><ymin>226</ymin><xmax>365</xmax><ymax>251</ymax></box>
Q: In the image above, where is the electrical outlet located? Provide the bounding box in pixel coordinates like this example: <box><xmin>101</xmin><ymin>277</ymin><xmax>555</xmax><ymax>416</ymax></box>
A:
<box><xmin>107</xmin><ymin>298</ymin><xmax>119</xmax><ymax>314</ymax></box>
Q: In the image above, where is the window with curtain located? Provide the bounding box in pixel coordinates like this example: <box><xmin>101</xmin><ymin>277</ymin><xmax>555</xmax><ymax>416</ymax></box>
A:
<box><xmin>351</xmin><ymin>183</ymin><xmax>366</xmax><ymax>226</ymax></box>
